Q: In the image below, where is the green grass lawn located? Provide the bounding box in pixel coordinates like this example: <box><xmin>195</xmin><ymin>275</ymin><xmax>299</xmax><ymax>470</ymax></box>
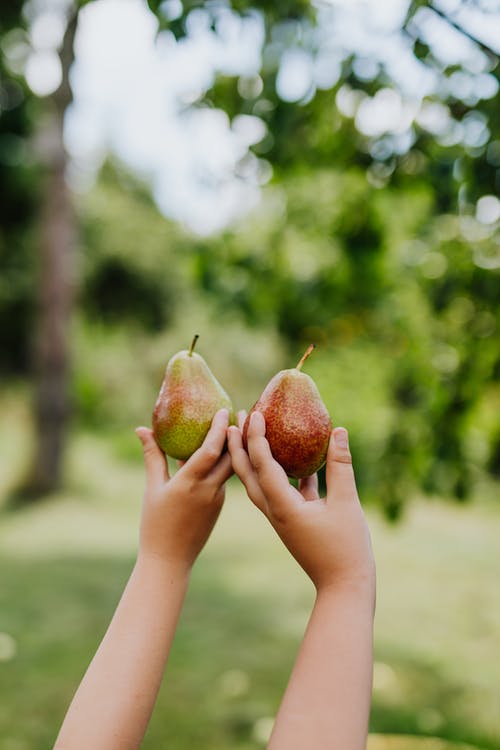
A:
<box><xmin>0</xmin><ymin>410</ymin><xmax>499</xmax><ymax>749</ymax></box>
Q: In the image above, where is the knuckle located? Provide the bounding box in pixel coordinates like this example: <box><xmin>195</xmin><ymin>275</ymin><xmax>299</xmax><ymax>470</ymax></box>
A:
<box><xmin>332</xmin><ymin>451</ymin><xmax>352</xmax><ymax>465</ymax></box>
<box><xmin>252</xmin><ymin>459</ymin><xmax>263</xmax><ymax>476</ymax></box>
<box><xmin>232</xmin><ymin>461</ymin><xmax>246</xmax><ymax>482</ymax></box>
<box><xmin>204</xmin><ymin>443</ymin><xmax>221</xmax><ymax>463</ymax></box>
<box><xmin>253</xmin><ymin>464</ymin><xmax>267</xmax><ymax>484</ymax></box>
<box><xmin>268</xmin><ymin>500</ymin><xmax>290</xmax><ymax>526</ymax></box>
<box><xmin>143</xmin><ymin>443</ymin><xmax>157</xmax><ymax>457</ymax></box>
<box><xmin>251</xmin><ymin>453</ymin><xmax>266</xmax><ymax>475</ymax></box>
<box><xmin>269</xmin><ymin>508</ymin><xmax>287</xmax><ymax>525</ymax></box>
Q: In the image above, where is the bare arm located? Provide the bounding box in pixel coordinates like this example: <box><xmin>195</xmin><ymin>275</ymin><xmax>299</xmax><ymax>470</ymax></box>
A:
<box><xmin>54</xmin><ymin>409</ymin><xmax>232</xmax><ymax>750</ymax></box>
<box><xmin>228</xmin><ymin>413</ymin><xmax>375</xmax><ymax>750</ymax></box>
<box><xmin>268</xmin><ymin>582</ymin><xmax>374</xmax><ymax>749</ymax></box>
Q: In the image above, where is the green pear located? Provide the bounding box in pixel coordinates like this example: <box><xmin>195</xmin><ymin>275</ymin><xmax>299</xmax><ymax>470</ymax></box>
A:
<box><xmin>152</xmin><ymin>335</ymin><xmax>235</xmax><ymax>460</ymax></box>
<box><xmin>243</xmin><ymin>344</ymin><xmax>331</xmax><ymax>479</ymax></box>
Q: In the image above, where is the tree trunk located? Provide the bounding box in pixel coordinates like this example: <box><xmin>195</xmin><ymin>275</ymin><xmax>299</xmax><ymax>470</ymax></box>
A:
<box><xmin>19</xmin><ymin>10</ymin><xmax>78</xmax><ymax>499</ymax></box>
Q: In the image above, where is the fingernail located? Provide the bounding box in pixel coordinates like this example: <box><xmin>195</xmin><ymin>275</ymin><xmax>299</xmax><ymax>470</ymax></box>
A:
<box><xmin>216</xmin><ymin>408</ymin><xmax>229</xmax><ymax>421</ymax></box>
<box><xmin>335</xmin><ymin>428</ymin><xmax>348</xmax><ymax>449</ymax></box>
<box><xmin>250</xmin><ymin>411</ymin><xmax>265</xmax><ymax>428</ymax></box>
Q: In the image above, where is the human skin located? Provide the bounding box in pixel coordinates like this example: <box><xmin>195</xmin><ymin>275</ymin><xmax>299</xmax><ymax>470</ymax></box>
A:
<box><xmin>54</xmin><ymin>406</ymin><xmax>375</xmax><ymax>750</ymax></box>
<box><xmin>227</xmin><ymin>411</ymin><xmax>376</xmax><ymax>750</ymax></box>
<box><xmin>53</xmin><ymin>409</ymin><xmax>232</xmax><ymax>750</ymax></box>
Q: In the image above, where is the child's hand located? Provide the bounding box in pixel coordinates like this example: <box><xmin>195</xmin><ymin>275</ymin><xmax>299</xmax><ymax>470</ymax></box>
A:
<box><xmin>135</xmin><ymin>408</ymin><xmax>233</xmax><ymax>572</ymax></box>
<box><xmin>228</xmin><ymin>412</ymin><xmax>375</xmax><ymax>598</ymax></box>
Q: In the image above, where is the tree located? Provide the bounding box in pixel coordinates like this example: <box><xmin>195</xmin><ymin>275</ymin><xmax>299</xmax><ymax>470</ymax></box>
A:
<box><xmin>2</xmin><ymin>0</ymin><xmax>498</xmax><ymax>512</ymax></box>
<box><xmin>19</xmin><ymin>9</ymin><xmax>79</xmax><ymax>497</ymax></box>
<box><xmin>148</xmin><ymin>0</ymin><xmax>499</xmax><ymax>516</ymax></box>
<box><xmin>0</xmin><ymin>1</ymin><xmax>37</xmax><ymax>374</ymax></box>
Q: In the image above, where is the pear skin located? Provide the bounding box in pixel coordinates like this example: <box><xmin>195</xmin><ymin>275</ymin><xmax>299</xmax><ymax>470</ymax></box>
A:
<box><xmin>243</xmin><ymin>345</ymin><xmax>331</xmax><ymax>479</ymax></box>
<box><xmin>152</xmin><ymin>336</ymin><xmax>235</xmax><ymax>460</ymax></box>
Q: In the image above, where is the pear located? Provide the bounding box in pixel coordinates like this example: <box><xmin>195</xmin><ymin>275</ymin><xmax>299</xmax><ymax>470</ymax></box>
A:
<box><xmin>243</xmin><ymin>345</ymin><xmax>331</xmax><ymax>479</ymax></box>
<box><xmin>152</xmin><ymin>335</ymin><xmax>235</xmax><ymax>460</ymax></box>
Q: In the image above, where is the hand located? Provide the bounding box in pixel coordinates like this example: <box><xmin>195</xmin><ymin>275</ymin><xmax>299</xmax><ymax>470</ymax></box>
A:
<box><xmin>135</xmin><ymin>408</ymin><xmax>233</xmax><ymax>572</ymax></box>
<box><xmin>228</xmin><ymin>412</ymin><xmax>375</xmax><ymax>598</ymax></box>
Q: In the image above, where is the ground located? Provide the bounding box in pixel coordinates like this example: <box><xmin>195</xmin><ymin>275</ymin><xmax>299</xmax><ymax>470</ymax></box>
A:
<box><xmin>0</xmin><ymin>400</ymin><xmax>499</xmax><ymax>749</ymax></box>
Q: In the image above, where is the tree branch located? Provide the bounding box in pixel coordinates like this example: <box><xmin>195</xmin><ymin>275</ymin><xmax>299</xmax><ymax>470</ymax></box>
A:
<box><xmin>54</xmin><ymin>8</ymin><xmax>79</xmax><ymax>114</ymax></box>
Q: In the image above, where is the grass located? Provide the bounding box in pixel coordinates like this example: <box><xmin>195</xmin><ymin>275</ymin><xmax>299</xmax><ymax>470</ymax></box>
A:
<box><xmin>0</xmin><ymin>401</ymin><xmax>499</xmax><ymax>749</ymax></box>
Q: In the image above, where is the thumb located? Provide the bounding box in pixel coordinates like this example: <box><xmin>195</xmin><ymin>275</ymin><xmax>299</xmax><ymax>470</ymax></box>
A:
<box><xmin>326</xmin><ymin>427</ymin><xmax>357</xmax><ymax>503</ymax></box>
<box><xmin>136</xmin><ymin>427</ymin><xmax>169</xmax><ymax>485</ymax></box>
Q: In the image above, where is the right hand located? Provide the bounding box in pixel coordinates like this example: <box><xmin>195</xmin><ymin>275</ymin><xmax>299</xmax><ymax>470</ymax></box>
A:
<box><xmin>227</xmin><ymin>411</ymin><xmax>375</xmax><ymax>599</ymax></box>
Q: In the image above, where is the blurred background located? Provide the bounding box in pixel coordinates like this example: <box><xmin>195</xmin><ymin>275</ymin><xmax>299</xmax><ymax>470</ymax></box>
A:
<box><xmin>0</xmin><ymin>0</ymin><xmax>499</xmax><ymax>747</ymax></box>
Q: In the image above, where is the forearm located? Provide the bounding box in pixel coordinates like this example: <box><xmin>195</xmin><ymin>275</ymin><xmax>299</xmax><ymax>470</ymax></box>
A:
<box><xmin>54</xmin><ymin>555</ymin><xmax>190</xmax><ymax>750</ymax></box>
<box><xmin>268</xmin><ymin>581</ymin><xmax>375</xmax><ymax>750</ymax></box>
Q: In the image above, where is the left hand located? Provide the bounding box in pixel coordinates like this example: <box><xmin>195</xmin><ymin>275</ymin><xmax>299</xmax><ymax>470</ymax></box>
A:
<box><xmin>135</xmin><ymin>408</ymin><xmax>233</xmax><ymax>572</ymax></box>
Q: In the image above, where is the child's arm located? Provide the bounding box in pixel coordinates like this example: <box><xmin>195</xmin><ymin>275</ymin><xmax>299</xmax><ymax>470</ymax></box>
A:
<box><xmin>54</xmin><ymin>409</ymin><xmax>232</xmax><ymax>750</ymax></box>
<box><xmin>228</xmin><ymin>412</ymin><xmax>375</xmax><ymax>750</ymax></box>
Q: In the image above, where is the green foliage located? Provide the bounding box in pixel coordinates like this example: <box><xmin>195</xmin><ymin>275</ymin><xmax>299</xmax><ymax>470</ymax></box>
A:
<box><xmin>142</xmin><ymin>0</ymin><xmax>499</xmax><ymax>515</ymax></box>
<box><xmin>188</xmin><ymin>162</ymin><xmax>498</xmax><ymax>513</ymax></box>
<box><xmin>80</xmin><ymin>163</ymin><xmax>182</xmax><ymax>333</ymax></box>
<box><xmin>1</xmin><ymin>0</ymin><xmax>498</xmax><ymax>514</ymax></box>
<box><xmin>72</xmin><ymin>162</ymin><xmax>286</xmax><ymax>431</ymax></box>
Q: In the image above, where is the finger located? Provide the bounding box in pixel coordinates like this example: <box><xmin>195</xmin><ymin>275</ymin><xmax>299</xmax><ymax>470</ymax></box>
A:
<box><xmin>299</xmin><ymin>473</ymin><xmax>319</xmax><ymax>501</ymax></box>
<box><xmin>227</xmin><ymin>424</ymin><xmax>269</xmax><ymax>515</ymax></box>
<box><xmin>136</xmin><ymin>427</ymin><xmax>169</xmax><ymax>484</ymax></box>
<box><xmin>208</xmin><ymin>450</ymin><xmax>234</xmax><ymax>487</ymax></box>
<box><xmin>247</xmin><ymin>412</ymin><xmax>301</xmax><ymax>519</ymax></box>
<box><xmin>326</xmin><ymin>427</ymin><xmax>358</xmax><ymax>503</ymax></box>
<box><xmin>185</xmin><ymin>408</ymin><xmax>229</xmax><ymax>477</ymax></box>
<box><xmin>237</xmin><ymin>410</ymin><xmax>247</xmax><ymax>431</ymax></box>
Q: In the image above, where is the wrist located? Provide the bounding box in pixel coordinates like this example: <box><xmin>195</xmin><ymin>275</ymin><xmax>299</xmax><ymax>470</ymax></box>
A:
<box><xmin>315</xmin><ymin>569</ymin><xmax>376</xmax><ymax>612</ymax></box>
<box><xmin>135</xmin><ymin>550</ymin><xmax>193</xmax><ymax>586</ymax></box>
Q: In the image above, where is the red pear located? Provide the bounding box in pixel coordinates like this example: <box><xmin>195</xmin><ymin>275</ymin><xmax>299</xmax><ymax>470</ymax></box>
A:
<box><xmin>243</xmin><ymin>345</ymin><xmax>332</xmax><ymax>479</ymax></box>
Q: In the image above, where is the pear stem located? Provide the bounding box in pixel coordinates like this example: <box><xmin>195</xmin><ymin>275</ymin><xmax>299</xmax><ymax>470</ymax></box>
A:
<box><xmin>188</xmin><ymin>334</ymin><xmax>199</xmax><ymax>356</ymax></box>
<box><xmin>296</xmin><ymin>343</ymin><xmax>316</xmax><ymax>371</ymax></box>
